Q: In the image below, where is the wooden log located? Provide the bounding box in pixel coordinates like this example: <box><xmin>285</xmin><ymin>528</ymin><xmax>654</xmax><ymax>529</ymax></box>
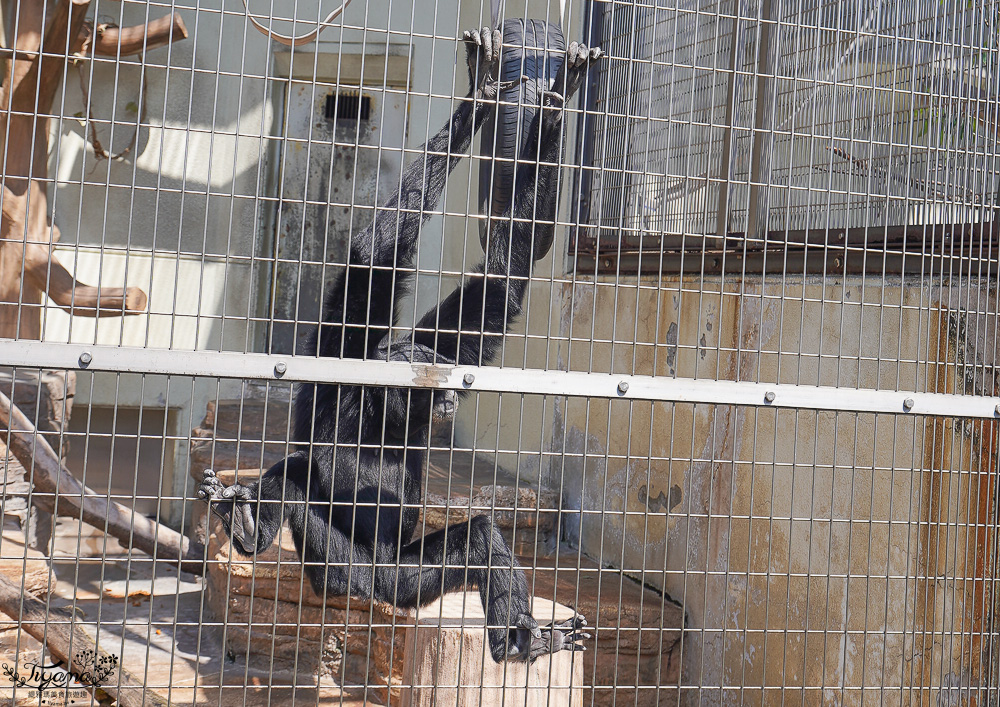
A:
<box><xmin>0</xmin><ymin>390</ymin><xmax>205</xmax><ymax>575</ymax></box>
<box><xmin>0</xmin><ymin>570</ymin><xmax>175</xmax><ymax>707</ymax></box>
<box><xmin>90</xmin><ymin>13</ymin><xmax>189</xmax><ymax>56</ymax></box>
<box><xmin>23</xmin><ymin>242</ymin><xmax>148</xmax><ymax>315</ymax></box>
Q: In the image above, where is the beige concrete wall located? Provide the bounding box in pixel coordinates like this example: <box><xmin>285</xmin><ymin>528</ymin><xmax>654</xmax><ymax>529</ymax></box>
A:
<box><xmin>549</xmin><ymin>274</ymin><xmax>998</xmax><ymax>702</ymax></box>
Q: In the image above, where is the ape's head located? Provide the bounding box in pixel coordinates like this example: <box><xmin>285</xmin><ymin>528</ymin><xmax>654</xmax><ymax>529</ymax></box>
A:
<box><xmin>377</xmin><ymin>340</ymin><xmax>459</xmax><ymax>441</ymax></box>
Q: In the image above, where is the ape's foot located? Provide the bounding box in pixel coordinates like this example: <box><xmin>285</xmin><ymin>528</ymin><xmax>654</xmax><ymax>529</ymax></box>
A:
<box><xmin>197</xmin><ymin>469</ymin><xmax>260</xmax><ymax>555</ymax></box>
<box><xmin>463</xmin><ymin>26</ymin><xmax>525</xmax><ymax>101</ymax></box>
<box><xmin>542</xmin><ymin>91</ymin><xmax>565</xmax><ymax>110</ymax></box>
<box><xmin>552</xmin><ymin>42</ymin><xmax>604</xmax><ymax>102</ymax></box>
<box><xmin>538</xmin><ymin>90</ymin><xmax>566</xmax><ymax>133</ymax></box>
<box><xmin>498</xmin><ymin>612</ymin><xmax>591</xmax><ymax>663</ymax></box>
<box><xmin>527</xmin><ymin>613</ymin><xmax>590</xmax><ymax>662</ymax></box>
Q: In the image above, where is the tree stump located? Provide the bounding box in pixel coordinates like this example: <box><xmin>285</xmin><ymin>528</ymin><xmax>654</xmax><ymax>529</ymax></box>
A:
<box><xmin>399</xmin><ymin>592</ymin><xmax>584</xmax><ymax>707</ymax></box>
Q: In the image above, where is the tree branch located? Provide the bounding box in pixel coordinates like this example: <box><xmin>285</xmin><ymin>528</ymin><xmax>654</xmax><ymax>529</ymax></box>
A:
<box><xmin>87</xmin><ymin>13</ymin><xmax>189</xmax><ymax>56</ymax></box>
<box><xmin>0</xmin><ymin>391</ymin><xmax>204</xmax><ymax>575</ymax></box>
<box><xmin>23</xmin><ymin>242</ymin><xmax>148</xmax><ymax>316</ymax></box>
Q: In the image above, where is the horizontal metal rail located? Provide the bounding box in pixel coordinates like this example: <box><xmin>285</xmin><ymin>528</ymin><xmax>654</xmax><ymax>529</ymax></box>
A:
<box><xmin>1</xmin><ymin>340</ymin><xmax>996</xmax><ymax>419</ymax></box>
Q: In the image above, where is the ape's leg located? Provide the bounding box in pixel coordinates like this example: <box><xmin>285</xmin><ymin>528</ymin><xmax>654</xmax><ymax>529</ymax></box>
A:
<box><xmin>371</xmin><ymin>515</ymin><xmax>588</xmax><ymax>662</ymax></box>
<box><xmin>200</xmin><ymin>457</ymin><xmax>584</xmax><ymax>660</ymax></box>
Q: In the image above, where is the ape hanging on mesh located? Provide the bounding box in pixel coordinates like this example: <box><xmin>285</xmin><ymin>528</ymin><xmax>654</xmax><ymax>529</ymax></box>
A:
<box><xmin>199</xmin><ymin>28</ymin><xmax>602</xmax><ymax>663</ymax></box>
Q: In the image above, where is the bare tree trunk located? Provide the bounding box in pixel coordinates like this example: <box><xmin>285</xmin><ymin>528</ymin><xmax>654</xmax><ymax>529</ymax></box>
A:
<box><xmin>0</xmin><ymin>0</ymin><xmax>187</xmax><ymax>338</ymax></box>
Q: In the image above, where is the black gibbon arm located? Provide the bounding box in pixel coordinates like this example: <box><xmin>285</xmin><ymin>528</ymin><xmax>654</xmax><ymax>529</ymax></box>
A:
<box><xmin>199</xmin><ymin>32</ymin><xmax>602</xmax><ymax>663</ymax></box>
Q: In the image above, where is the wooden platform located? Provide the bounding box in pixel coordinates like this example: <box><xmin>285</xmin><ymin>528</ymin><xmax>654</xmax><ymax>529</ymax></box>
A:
<box><xmin>206</xmin><ymin>519</ymin><xmax>683</xmax><ymax>705</ymax></box>
<box><xmin>205</xmin><ymin>515</ymin><xmax>408</xmax><ymax>701</ymax></box>
<box><xmin>190</xmin><ymin>394</ymin><xmax>685</xmax><ymax>705</ymax></box>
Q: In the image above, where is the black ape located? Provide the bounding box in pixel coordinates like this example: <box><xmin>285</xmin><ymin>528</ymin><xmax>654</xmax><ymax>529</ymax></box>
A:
<box><xmin>200</xmin><ymin>29</ymin><xmax>602</xmax><ymax>662</ymax></box>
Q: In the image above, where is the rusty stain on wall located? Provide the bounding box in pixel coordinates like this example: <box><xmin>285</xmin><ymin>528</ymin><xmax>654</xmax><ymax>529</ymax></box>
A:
<box><xmin>549</xmin><ymin>275</ymin><xmax>999</xmax><ymax>701</ymax></box>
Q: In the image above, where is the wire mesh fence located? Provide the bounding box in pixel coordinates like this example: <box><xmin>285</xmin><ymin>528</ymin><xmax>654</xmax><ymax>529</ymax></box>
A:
<box><xmin>0</xmin><ymin>0</ymin><xmax>998</xmax><ymax>705</ymax></box>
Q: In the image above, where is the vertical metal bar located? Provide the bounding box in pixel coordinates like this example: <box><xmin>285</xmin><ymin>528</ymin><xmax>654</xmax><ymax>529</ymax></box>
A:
<box><xmin>744</xmin><ymin>0</ymin><xmax>775</xmax><ymax>239</ymax></box>
<box><xmin>715</xmin><ymin>0</ymin><xmax>741</xmax><ymax>237</ymax></box>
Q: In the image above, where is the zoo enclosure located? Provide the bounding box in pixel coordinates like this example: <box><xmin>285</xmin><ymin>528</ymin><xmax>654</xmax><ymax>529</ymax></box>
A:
<box><xmin>0</xmin><ymin>0</ymin><xmax>998</xmax><ymax>704</ymax></box>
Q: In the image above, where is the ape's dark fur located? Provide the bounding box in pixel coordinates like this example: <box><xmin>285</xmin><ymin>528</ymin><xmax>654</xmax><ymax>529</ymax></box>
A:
<box><xmin>200</xmin><ymin>30</ymin><xmax>601</xmax><ymax>662</ymax></box>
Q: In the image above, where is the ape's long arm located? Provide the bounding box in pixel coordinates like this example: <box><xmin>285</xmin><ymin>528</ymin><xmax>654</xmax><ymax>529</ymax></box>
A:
<box><xmin>312</xmin><ymin>29</ymin><xmax>509</xmax><ymax>364</ymax></box>
<box><xmin>408</xmin><ymin>104</ymin><xmax>564</xmax><ymax>367</ymax></box>
<box><xmin>400</xmin><ymin>43</ymin><xmax>601</xmax><ymax>368</ymax></box>
<box><xmin>310</xmin><ymin>97</ymin><xmax>493</xmax><ymax>363</ymax></box>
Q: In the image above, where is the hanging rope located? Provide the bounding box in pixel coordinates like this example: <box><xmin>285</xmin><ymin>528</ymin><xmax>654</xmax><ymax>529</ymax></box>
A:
<box><xmin>73</xmin><ymin>22</ymin><xmax>147</xmax><ymax>163</ymax></box>
<box><xmin>239</xmin><ymin>0</ymin><xmax>353</xmax><ymax>47</ymax></box>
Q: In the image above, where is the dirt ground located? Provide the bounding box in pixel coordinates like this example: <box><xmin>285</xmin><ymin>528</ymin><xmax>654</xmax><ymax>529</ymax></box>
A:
<box><xmin>0</xmin><ymin>519</ymin><xmax>369</xmax><ymax>707</ymax></box>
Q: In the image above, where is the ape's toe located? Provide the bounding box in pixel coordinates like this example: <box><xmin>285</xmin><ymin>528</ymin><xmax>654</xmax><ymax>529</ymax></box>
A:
<box><xmin>505</xmin><ymin>627</ymin><xmax>534</xmax><ymax>662</ymax></box>
<box><xmin>542</xmin><ymin>91</ymin><xmax>565</xmax><ymax>109</ymax></box>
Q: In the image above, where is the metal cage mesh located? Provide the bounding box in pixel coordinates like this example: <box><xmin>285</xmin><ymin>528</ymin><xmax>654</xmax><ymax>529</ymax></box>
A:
<box><xmin>0</xmin><ymin>0</ymin><xmax>998</xmax><ymax>705</ymax></box>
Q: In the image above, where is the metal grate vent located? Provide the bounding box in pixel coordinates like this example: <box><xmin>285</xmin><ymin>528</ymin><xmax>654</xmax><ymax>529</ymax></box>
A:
<box><xmin>325</xmin><ymin>92</ymin><xmax>371</xmax><ymax>121</ymax></box>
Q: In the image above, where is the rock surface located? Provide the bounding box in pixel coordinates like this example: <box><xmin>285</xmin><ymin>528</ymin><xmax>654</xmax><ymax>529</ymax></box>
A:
<box><xmin>0</xmin><ymin>529</ymin><xmax>54</xmax><ymax>596</ymax></box>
